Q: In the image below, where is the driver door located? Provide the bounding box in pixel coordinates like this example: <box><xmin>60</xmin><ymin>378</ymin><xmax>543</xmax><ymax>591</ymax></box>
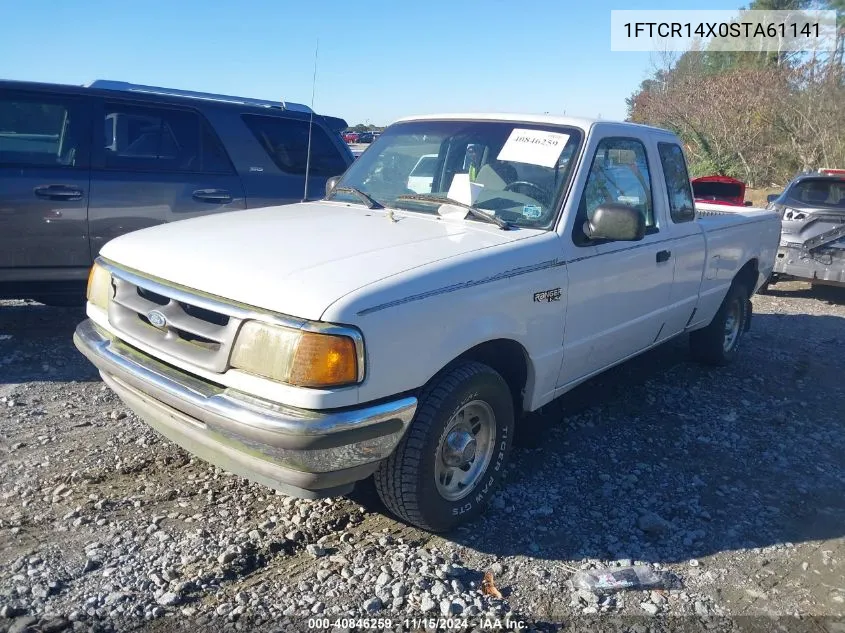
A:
<box><xmin>558</xmin><ymin>135</ymin><xmax>674</xmax><ymax>387</ymax></box>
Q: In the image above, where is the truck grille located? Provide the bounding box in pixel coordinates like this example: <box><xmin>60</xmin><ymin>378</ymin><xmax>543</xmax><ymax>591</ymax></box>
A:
<box><xmin>108</xmin><ymin>273</ymin><xmax>243</xmax><ymax>373</ymax></box>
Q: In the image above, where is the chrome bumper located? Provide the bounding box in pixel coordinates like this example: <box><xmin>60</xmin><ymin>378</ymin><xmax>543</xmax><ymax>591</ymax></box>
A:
<box><xmin>73</xmin><ymin>319</ymin><xmax>417</xmax><ymax>498</ymax></box>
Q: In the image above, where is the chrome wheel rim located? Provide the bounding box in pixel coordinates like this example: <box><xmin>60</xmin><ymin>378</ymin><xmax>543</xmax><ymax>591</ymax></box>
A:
<box><xmin>434</xmin><ymin>400</ymin><xmax>496</xmax><ymax>501</ymax></box>
<box><xmin>723</xmin><ymin>300</ymin><xmax>741</xmax><ymax>352</ymax></box>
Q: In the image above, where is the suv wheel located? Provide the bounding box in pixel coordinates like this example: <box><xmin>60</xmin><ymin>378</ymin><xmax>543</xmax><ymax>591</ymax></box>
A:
<box><xmin>374</xmin><ymin>361</ymin><xmax>514</xmax><ymax>532</ymax></box>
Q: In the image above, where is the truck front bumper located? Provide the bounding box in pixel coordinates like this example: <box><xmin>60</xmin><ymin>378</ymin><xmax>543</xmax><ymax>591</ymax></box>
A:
<box><xmin>773</xmin><ymin>243</ymin><xmax>845</xmax><ymax>287</ymax></box>
<box><xmin>73</xmin><ymin>319</ymin><xmax>417</xmax><ymax>498</ymax></box>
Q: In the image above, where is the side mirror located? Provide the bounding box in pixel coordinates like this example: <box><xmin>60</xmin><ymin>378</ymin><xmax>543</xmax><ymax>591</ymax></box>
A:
<box><xmin>325</xmin><ymin>176</ymin><xmax>342</xmax><ymax>197</ymax></box>
<box><xmin>766</xmin><ymin>193</ymin><xmax>779</xmax><ymax>203</ymax></box>
<box><xmin>744</xmin><ymin>200</ymin><xmax>753</xmax><ymax>206</ymax></box>
<box><xmin>583</xmin><ymin>204</ymin><xmax>645</xmax><ymax>242</ymax></box>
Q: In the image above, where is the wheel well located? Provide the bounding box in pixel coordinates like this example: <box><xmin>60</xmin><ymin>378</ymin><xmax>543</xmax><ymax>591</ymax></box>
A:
<box><xmin>735</xmin><ymin>259</ymin><xmax>759</xmax><ymax>295</ymax></box>
<box><xmin>454</xmin><ymin>339</ymin><xmax>529</xmax><ymax>414</ymax></box>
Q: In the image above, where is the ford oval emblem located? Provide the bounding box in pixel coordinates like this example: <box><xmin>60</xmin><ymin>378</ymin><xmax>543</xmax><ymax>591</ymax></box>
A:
<box><xmin>147</xmin><ymin>310</ymin><xmax>167</xmax><ymax>328</ymax></box>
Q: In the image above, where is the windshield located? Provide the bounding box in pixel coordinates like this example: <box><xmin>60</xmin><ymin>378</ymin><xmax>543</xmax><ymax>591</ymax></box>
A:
<box><xmin>788</xmin><ymin>178</ymin><xmax>845</xmax><ymax>208</ymax></box>
<box><xmin>330</xmin><ymin>120</ymin><xmax>583</xmax><ymax>229</ymax></box>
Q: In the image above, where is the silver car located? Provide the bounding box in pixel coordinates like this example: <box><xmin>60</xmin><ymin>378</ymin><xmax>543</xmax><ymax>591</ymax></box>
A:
<box><xmin>768</xmin><ymin>172</ymin><xmax>845</xmax><ymax>288</ymax></box>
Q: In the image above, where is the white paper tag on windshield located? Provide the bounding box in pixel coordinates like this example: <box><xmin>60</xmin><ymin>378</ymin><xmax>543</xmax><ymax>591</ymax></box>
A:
<box><xmin>447</xmin><ymin>173</ymin><xmax>483</xmax><ymax>206</ymax></box>
<box><xmin>497</xmin><ymin>128</ymin><xmax>570</xmax><ymax>168</ymax></box>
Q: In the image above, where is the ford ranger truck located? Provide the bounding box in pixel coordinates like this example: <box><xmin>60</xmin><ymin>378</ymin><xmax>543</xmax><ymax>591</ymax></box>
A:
<box><xmin>74</xmin><ymin>115</ymin><xmax>780</xmax><ymax>532</ymax></box>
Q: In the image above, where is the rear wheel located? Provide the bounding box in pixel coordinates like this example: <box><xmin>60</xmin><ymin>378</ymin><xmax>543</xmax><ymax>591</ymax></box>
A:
<box><xmin>690</xmin><ymin>282</ymin><xmax>749</xmax><ymax>366</ymax></box>
<box><xmin>374</xmin><ymin>361</ymin><xmax>514</xmax><ymax>532</ymax></box>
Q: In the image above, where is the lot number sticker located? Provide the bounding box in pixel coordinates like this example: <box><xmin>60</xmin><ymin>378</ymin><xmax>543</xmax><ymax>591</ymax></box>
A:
<box><xmin>497</xmin><ymin>128</ymin><xmax>570</xmax><ymax>168</ymax></box>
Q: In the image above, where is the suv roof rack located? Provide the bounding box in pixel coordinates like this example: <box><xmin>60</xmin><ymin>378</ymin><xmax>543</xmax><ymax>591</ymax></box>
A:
<box><xmin>87</xmin><ymin>80</ymin><xmax>313</xmax><ymax>114</ymax></box>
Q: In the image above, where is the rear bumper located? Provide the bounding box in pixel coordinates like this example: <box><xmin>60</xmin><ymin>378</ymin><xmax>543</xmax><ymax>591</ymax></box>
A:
<box><xmin>73</xmin><ymin>319</ymin><xmax>417</xmax><ymax>498</ymax></box>
<box><xmin>773</xmin><ymin>244</ymin><xmax>845</xmax><ymax>287</ymax></box>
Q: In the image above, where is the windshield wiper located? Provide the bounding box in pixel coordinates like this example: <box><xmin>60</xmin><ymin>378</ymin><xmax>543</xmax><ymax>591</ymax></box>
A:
<box><xmin>327</xmin><ymin>186</ymin><xmax>383</xmax><ymax>209</ymax></box>
<box><xmin>395</xmin><ymin>194</ymin><xmax>512</xmax><ymax>230</ymax></box>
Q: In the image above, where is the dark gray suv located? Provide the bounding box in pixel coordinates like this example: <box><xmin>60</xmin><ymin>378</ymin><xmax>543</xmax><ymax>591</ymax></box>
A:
<box><xmin>0</xmin><ymin>79</ymin><xmax>353</xmax><ymax>305</ymax></box>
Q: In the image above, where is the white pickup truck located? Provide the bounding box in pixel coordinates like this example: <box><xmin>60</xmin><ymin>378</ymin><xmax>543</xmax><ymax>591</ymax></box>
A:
<box><xmin>74</xmin><ymin>114</ymin><xmax>780</xmax><ymax>532</ymax></box>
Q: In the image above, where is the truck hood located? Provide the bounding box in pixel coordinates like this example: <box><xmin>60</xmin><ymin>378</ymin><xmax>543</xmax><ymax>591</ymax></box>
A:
<box><xmin>100</xmin><ymin>202</ymin><xmax>536</xmax><ymax>320</ymax></box>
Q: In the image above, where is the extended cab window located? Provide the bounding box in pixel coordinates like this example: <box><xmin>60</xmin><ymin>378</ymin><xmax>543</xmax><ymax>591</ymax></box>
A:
<box><xmin>658</xmin><ymin>142</ymin><xmax>695</xmax><ymax>222</ymax></box>
<box><xmin>574</xmin><ymin>137</ymin><xmax>654</xmax><ymax>245</ymax></box>
<box><xmin>242</xmin><ymin>114</ymin><xmax>347</xmax><ymax>177</ymax></box>
<box><xmin>0</xmin><ymin>94</ymin><xmax>87</xmax><ymax>168</ymax></box>
<box><xmin>102</xmin><ymin>103</ymin><xmax>232</xmax><ymax>173</ymax></box>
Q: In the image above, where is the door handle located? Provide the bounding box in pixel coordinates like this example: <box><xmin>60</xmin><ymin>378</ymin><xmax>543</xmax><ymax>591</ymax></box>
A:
<box><xmin>192</xmin><ymin>189</ymin><xmax>232</xmax><ymax>204</ymax></box>
<box><xmin>34</xmin><ymin>185</ymin><xmax>84</xmax><ymax>201</ymax></box>
<box><xmin>656</xmin><ymin>249</ymin><xmax>672</xmax><ymax>263</ymax></box>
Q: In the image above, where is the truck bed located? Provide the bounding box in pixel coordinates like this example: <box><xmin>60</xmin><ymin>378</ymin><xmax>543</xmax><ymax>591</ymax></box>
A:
<box><xmin>689</xmin><ymin>202</ymin><xmax>780</xmax><ymax>329</ymax></box>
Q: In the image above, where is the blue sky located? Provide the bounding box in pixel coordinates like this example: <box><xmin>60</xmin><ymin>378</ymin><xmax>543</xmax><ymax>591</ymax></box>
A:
<box><xmin>1</xmin><ymin>0</ymin><xmax>745</xmax><ymax>126</ymax></box>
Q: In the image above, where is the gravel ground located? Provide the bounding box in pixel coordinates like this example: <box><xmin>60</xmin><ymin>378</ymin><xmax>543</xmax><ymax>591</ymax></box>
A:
<box><xmin>1</xmin><ymin>281</ymin><xmax>844</xmax><ymax>633</ymax></box>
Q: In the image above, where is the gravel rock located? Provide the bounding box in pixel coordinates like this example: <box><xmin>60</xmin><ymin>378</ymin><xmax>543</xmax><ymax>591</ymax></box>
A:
<box><xmin>0</xmin><ymin>605</ymin><xmax>27</xmax><ymax>618</ymax></box>
<box><xmin>306</xmin><ymin>544</ymin><xmax>326</xmax><ymax>558</ymax></box>
<box><xmin>40</xmin><ymin>617</ymin><xmax>70</xmax><ymax>633</ymax></box>
<box><xmin>215</xmin><ymin>603</ymin><xmax>233</xmax><ymax>617</ymax></box>
<box><xmin>641</xmin><ymin>602</ymin><xmax>660</xmax><ymax>615</ymax></box>
<box><xmin>156</xmin><ymin>592</ymin><xmax>181</xmax><ymax>606</ymax></box>
<box><xmin>218</xmin><ymin>550</ymin><xmax>239</xmax><ymax>565</ymax></box>
<box><xmin>440</xmin><ymin>599</ymin><xmax>463</xmax><ymax>616</ymax></box>
<box><xmin>638</xmin><ymin>511</ymin><xmax>670</xmax><ymax>535</ymax></box>
<box><xmin>8</xmin><ymin>617</ymin><xmax>38</xmax><ymax>633</ymax></box>
<box><xmin>362</xmin><ymin>597</ymin><xmax>382</xmax><ymax>613</ymax></box>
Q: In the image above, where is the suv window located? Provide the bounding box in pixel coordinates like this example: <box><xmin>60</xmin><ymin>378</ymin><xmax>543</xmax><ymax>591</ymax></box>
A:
<box><xmin>102</xmin><ymin>103</ymin><xmax>232</xmax><ymax>173</ymax></box>
<box><xmin>574</xmin><ymin>137</ymin><xmax>654</xmax><ymax>244</ymax></box>
<box><xmin>0</xmin><ymin>94</ymin><xmax>87</xmax><ymax>168</ymax></box>
<box><xmin>658</xmin><ymin>142</ymin><xmax>695</xmax><ymax>222</ymax></box>
<box><xmin>242</xmin><ymin>114</ymin><xmax>348</xmax><ymax>176</ymax></box>
<box><xmin>788</xmin><ymin>178</ymin><xmax>845</xmax><ymax>208</ymax></box>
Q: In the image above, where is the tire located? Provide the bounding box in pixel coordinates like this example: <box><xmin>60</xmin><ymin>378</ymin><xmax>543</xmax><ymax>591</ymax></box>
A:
<box><xmin>689</xmin><ymin>282</ymin><xmax>750</xmax><ymax>366</ymax></box>
<box><xmin>374</xmin><ymin>361</ymin><xmax>514</xmax><ymax>532</ymax></box>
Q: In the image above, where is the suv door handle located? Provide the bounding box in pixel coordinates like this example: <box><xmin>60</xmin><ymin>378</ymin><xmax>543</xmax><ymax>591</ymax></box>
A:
<box><xmin>192</xmin><ymin>189</ymin><xmax>232</xmax><ymax>204</ymax></box>
<box><xmin>656</xmin><ymin>249</ymin><xmax>672</xmax><ymax>263</ymax></box>
<box><xmin>34</xmin><ymin>185</ymin><xmax>84</xmax><ymax>201</ymax></box>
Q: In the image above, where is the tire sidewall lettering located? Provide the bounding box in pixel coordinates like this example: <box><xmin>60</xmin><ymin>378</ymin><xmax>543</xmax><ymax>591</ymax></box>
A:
<box><xmin>439</xmin><ymin>375</ymin><xmax>512</xmax><ymax>521</ymax></box>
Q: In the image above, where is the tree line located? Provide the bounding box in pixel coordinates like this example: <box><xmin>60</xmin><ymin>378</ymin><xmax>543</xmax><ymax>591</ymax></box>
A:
<box><xmin>626</xmin><ymin>0</ymin><xmax>845</xmax><ymax>187</ymax></box>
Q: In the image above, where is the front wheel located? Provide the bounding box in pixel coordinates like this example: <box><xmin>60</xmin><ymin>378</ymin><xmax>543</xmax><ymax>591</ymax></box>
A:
<box><xmin>690</xmin><ymin>282</ymin><xmax>750</xmax><ymax>366</ymax></box>
<box><xmin>374</xmin><ymin>361</ymin><xmax>514</xmax><ymax>532</ymax></box>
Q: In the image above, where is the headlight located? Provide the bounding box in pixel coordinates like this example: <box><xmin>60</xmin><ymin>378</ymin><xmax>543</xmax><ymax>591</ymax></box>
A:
<box><xmin>86</xmin><ymin>262</ymin><xmax>112</xmax><ymax>311</ymax></box>
<box><xmin>230</xmin><ymin>321</ymin><xmax>361</xmax><ymax>388</ymax></box>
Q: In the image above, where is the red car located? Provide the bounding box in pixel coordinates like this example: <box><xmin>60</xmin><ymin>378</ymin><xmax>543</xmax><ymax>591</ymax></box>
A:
<box><xmin>343</xmin><ymin>131</ymin><xmax>359</xmax><ymax>143</ymax></box>
<box><xmin>819</xmin><ymin>167</ymin><xmax>845</xmax><ymax>176</ymax></box>
<box><xmin>691</xmin><ymin>175</ymin><xmax>751</xmax><ymax>207</ymax></box>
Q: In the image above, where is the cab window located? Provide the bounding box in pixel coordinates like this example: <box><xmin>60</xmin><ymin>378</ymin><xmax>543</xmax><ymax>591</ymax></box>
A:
<box><xmin>574</xmin><ymin>137</ymin><xmax>654</xmax><ymax>245</ymax></box>
<box><xmin>658</xmin><ymin>142</ymin><xmax>695</xmax><ymax>222</ymax></box>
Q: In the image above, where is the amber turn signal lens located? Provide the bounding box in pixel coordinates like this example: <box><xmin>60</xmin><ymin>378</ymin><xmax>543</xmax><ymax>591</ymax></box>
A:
<box><xmin>86</xmin><ymin>263</ymin><xmax>112</xmax><ymax>311</ymax></box>
<box><xmin>289</xmin><ymin>331</ymin><xmax>358</xmax><ymax>388</ymax></box>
